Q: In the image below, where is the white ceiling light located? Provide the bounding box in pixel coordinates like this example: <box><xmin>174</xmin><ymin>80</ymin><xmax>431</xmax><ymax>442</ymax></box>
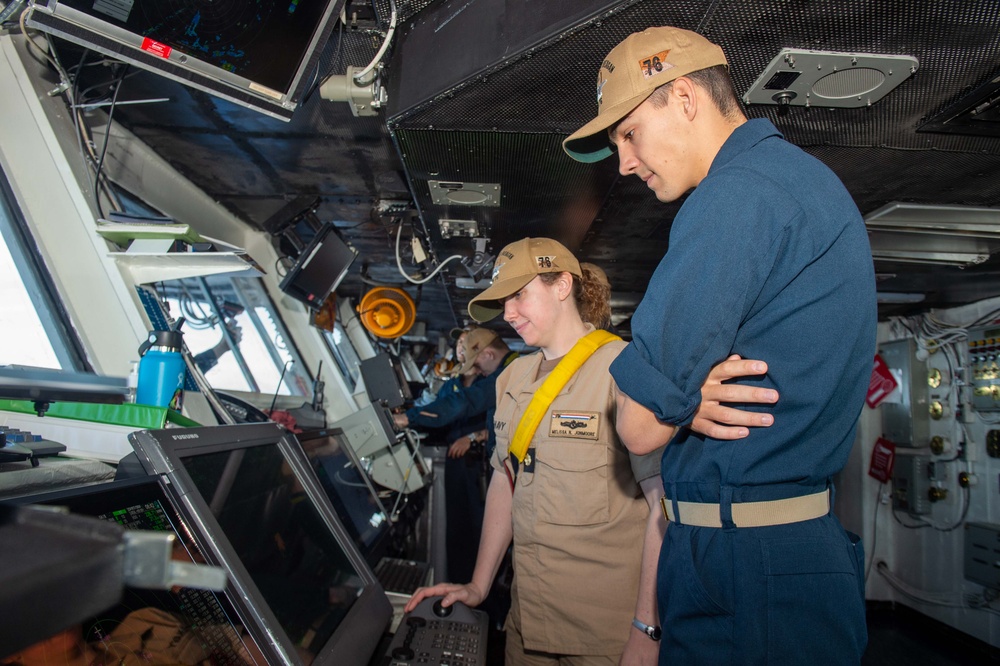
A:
<box><xmin>743</xmin><ymin>49</ymin><xmax>918</xmax><ymax>110</ymax></box>
<box><xmin>865</xmin><ymin>203</ymin><xmax>1000</xmax><ymax>267</ymax></box>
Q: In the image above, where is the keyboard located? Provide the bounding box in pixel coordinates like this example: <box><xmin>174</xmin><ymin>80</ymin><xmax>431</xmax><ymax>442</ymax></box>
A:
<box><xmin>379</xmin><ymin>596</ymin><xmax>488</xmax><ymax>666</ymax></box>
<box><xmin>0</xmin><ymin>426</ymin><xmax>66</xmax><ymax>457</ymax></box>
<box><xmin>376</xmin><ymin>557</ymin><xmax>430</xmax><ymax>595</ymax></box>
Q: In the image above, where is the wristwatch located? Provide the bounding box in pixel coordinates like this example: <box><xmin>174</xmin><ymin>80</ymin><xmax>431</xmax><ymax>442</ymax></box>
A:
<box><xmin>632</xmin><ymin>617</ymin><xmax>661</xmax><ymax>641</ymax></box>
<box><xmin>467</xmin><ymin>432</ymin><xmax>479</xmax><ymax>444</ymax></box>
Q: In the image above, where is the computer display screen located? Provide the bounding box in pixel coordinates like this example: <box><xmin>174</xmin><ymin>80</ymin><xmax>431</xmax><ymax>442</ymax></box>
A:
<box><xmin>26</xmin><ymin>0</ymin><xmax>341</xmax><ymax>120</ymax></box>
<box><xmin>18</xmin><ymin>478</ymin><xmax>265</xmax><ymax>665</ymax></box>
<box><xmin>128</xmin><ymin>423</ymin><xmax>391</xmax><ymax>666</ymax></box>
<box><xmin>179</xmin><ymin>443</ymin><xmax>362</xmax><ymax>652</ymax></box>
<box><xmin>360</xmin><ymin>352</ymin><xmax>411</xmax><ymax>409</ymax></box>
<box><xmin>298</xmin><ymin>428</ymin><xmax>391</xmax><ymax>567</ymax></box>
<box><xmin>279</xmin><ymin>223</ymin><xmax>358</xmax><ymax>311</ymax></box>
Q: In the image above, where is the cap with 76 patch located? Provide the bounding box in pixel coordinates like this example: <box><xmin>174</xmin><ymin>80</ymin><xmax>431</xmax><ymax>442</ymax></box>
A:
<box><xmin>468</xmin><ymin>237</ymin><xmax>581</xmax><ymax>322</ymax></box>
<box><xmin>562</xmin><ymin>26</ymin><xmax>728</xmax><ymax>163</ymax></box>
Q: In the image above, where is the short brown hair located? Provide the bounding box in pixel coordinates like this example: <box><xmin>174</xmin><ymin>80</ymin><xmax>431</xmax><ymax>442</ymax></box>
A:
<box><xmin>648</xmin><ymin>65</ymin><xmax>742</xmax><ymax>121</ymax></box>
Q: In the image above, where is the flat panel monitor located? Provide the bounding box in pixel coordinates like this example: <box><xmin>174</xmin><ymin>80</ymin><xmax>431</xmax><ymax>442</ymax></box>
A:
<box><xmin>360</xmin><ymin>352</ymin><xmax>411</xmax><ymax>409</ymax></box>
<box><xmin>25</xmin><ymin>0</ymin><xmax>343</xmax><ymax>121</ymax></box>
<box><xmin>279</xmin><ymin>223</ymin><xmax>358</xmax><ymax>311</ymax></box>
<box><xmin>9</xmin><ymin>477</ymin><xmax>266</xmax><ymax>664</ymax></box>
<box><xmin>127</xmin><ymin>422</ymin><xmax>392</xmax><ymax>665</ymax></box>
<box><xmin>297</xmin><ymin>427</ymin><xmax>392</xmax><ymax>568</ymax></box>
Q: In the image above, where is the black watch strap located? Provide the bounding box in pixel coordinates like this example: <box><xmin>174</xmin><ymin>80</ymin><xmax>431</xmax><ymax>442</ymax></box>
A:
<box><xmin>632</xmin><ymin>617</ymin><xmax>661</xmax><ymax>641</ymax></box>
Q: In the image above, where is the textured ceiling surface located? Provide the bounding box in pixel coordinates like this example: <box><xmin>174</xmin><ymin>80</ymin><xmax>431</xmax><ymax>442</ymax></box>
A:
<box><xmin>50</xmin><ymin>0</ymin><xmax>1000</xmax><ymax>339</ymax></box>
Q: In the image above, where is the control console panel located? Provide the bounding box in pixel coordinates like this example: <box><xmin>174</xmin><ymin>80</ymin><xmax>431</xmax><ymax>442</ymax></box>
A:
<box><xmin>381</xmin><ymin>596</ymin><xmax>488</xmax><ymax>666</ymax></box>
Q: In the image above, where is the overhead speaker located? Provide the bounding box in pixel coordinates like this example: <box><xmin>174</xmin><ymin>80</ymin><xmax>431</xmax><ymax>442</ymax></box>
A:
<box><xmin>358</xmin><ymin>287</ymin><xmax>416</xmax><ymax>339</ymax></box>
<box><xmin>743</xmin><ymin>49</ymin><xmax>918</xmax><ymax>109</ymax></box>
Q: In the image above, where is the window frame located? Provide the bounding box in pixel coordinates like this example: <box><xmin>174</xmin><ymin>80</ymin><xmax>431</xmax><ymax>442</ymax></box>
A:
<box><xmin>0</xmin><ymin>167</ymin><xmax>89</xmax><ymax>371</ymax></box>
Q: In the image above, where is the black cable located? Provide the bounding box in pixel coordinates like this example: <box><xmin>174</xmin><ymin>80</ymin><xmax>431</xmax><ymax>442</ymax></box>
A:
<box><xmin>932</xmin><ymin>485</ymin><xmax>970</xmax><ymax>532</ymax></box>
<box><xmin>92</xmin><ymin>64</ymin><xmax>129</xmax><ymax>219</ymax></box>
<box><xmin>76</xmin><ymin>68</ymin><xmax>142</xmax><ymax>106</ymax></box>
<box><xmin>270</xmin><ymin>360</ymin><xmax>293</xmax><ymax>412</ymax></box>
<box><xmin>301</xmin><ymin>16</ymin><xmax>345</xmax><ymax>105</ymax></box>
<box><xmin>891</xmin><ymin>504</ymin><xmax>931</xmax><ymax>529</ymax></box>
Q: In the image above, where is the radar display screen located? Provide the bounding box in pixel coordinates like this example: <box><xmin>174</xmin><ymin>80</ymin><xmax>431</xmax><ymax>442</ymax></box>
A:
<box><xmin>55</xmin><ymin>0</ymin><xmax>330</xmax><ymax>94</ymax></box>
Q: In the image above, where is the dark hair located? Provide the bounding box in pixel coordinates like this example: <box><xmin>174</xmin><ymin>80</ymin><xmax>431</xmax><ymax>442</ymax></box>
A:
<box><xmin>648</xmin><ymin>65</ymin><xmax>742</xmax><ymax>121</ymax></box>
<box><xmin>538</xmin><ymin>265</ymin><xmax>611</xmax><ymax>330</ymax></box>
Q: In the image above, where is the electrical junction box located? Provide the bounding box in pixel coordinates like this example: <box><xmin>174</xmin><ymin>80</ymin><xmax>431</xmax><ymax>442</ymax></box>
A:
<box><xmin>891</xmin><ymin>454</ymin><xmax>931</xmax><ymax>516</ymax></box>
<box><xmin>879</xmin><ymin>339</ymin><xmax>929</xmax><ymax>447</ymax></box>
<box><xmin>965</xmin><ymin>522</ymin><xmax>1000</xmax><ymax>589</ymax></box>
<box><xmin>967</xmin><ymin>326</ymin><xmax>1000</xmax><ymax>412</ymax></box>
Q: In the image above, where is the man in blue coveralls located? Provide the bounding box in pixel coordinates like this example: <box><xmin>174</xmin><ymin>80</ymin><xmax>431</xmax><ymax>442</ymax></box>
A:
<box><xmin>563</xmin><ymin>27</ymin><xmax>876</xmax><ymax>664</ymax></box>
<box><xmin>393</xmin><ymin>327</ymin><xmax>517</xmax><ymax>460</ymax></box>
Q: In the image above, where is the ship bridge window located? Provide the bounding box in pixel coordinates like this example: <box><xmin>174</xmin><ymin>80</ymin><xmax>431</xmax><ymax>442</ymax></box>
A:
<box><xmin>323</xmin><ymin>322</ymin><xmax>361</xmax><ymax>391</ymax></box>
<box><xmin>0</xmin><ymin>170</ymin><xmax>85</xmax><ymax>370</ymax></box>
<box><xmin>157</xmin><ymin>275</ymin><xmax>311</xmax><ymax>398</ymax></box>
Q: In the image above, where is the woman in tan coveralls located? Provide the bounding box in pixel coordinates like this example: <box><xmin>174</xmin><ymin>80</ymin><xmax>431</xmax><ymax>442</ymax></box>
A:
<box><xmin>408</xmin><ymin>237</ymin><xmax>665</xmax><ymax>666</ymax></box>
<box><xmin>405</xmin><ymin>237</ymin><xmax>778</xmax><ymax>666</ymax></box>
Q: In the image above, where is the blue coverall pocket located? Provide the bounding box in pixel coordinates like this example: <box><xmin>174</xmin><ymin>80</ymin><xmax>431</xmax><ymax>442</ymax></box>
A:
<box><xmin>846</xmin><ymin>530</ymin><xmax>866</xmax><ymax>599</ymax></box>
<box><xmin>659</xmin><ymin>528</ymin><xmax>734</xmax><ymax>663</ymax></box>
<box><xmin>761</xmin><ymin>536</ymin><xmax>867</xmax><ymax>665</ymax></box>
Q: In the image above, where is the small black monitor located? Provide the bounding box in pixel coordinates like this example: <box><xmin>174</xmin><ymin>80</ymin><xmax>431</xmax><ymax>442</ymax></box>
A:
<box><xmin>127</xmin><ymin>422</ymin><xmax>391</xmax><ymax>666</ymax></box>
<box><xmin>360</xmin><ymin>352</ymin><xmax>411</xmax><ymax>409</ymax></box>
<box><xmin>279</xmin><ymin>224</ymin><xmax>358</xmax><ymax>311</ymax></box>
<box><xmin>26</xmin><ymin>0</ymin><xmax>341</xmax><ymax>121</ymax></box>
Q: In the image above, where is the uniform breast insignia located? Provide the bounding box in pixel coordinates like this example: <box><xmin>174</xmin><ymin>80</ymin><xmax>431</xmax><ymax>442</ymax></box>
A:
<box><xmin>548</xmin><ymin>411</ymin><xmax>600</xmax><ymax>440</ymax></box>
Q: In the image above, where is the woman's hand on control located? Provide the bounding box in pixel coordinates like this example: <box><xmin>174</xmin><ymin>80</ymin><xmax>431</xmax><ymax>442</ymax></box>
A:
<box><xmin>404</xmin><ymin>582</ymin><xmax>485</xmax><ymax>613</ymax></box>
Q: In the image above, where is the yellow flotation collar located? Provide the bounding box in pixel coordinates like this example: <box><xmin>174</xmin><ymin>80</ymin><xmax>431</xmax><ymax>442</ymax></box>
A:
<box><xmin>509</xmin><ymin>329</ymin><xmax>621</xmax><ymax>463</ymax></box>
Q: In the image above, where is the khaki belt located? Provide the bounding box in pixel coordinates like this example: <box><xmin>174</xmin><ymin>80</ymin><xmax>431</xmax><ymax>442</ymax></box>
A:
<box><xmin>659</xmin><ymin>489</ymin><xmax>830</xmax><ymax>528</ymax></box>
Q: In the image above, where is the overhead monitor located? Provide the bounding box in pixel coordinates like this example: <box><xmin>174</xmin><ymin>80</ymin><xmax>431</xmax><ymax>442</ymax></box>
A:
<box><xmin>25</xmin><ymin>0</ymin><xmax>343</xmax><ymax>121</ymax></box>
<box><xmin>127</xmin><ymin>422</ymin><xmax>392</xmax><ymax>666</ymax></box>
<box><xmin>279</xmin><ymin>223</ymin><xmax>358</xmax><ymax>311</ymax></box>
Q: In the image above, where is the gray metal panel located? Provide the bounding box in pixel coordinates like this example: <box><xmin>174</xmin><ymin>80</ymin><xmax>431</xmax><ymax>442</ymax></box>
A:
<box><xmin>879</xmin><ymin>339</ymin><xmax>930</xmax><ymax>447</ymax></box>
<box><xmin>890</xmin><ymin>454</ymin><xmax>930</xmax><ymax>516</ymax></box>
<box><xmin>964</xmin><ymin>522</ymin><xmax>1000</xmax><ymax>590</ymax></box>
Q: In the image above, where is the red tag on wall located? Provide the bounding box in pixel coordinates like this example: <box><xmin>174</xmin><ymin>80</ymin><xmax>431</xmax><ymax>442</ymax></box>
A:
<box><xmin>141</xmin><ymin>38</ymin><xmax>172</xmax><ymax>59</ymax></box>
<box><xmin>866</xmin><ymin>353</ymin><xmax>898</xmax><ymax>408</ymax></box>
<box><xmin>868</xmin><ymin>437</ymin><xmax>896</xmax><ymax>483</ymax></box>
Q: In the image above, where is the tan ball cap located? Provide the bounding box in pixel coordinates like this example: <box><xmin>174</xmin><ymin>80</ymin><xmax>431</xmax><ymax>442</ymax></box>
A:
<box><xmin>468</xmin><ymin>237</ymin><xmax>581</xmax><ymax>322</ymax></box>
<box><xmin>562</xmin><ymin>26</ymin><xmax>728</xmax><ymax>163</ymax></box>
<box><xmin>453</xmin><ymin>327</ymin><xmax>500</xmax><ymax>375</ymax></box>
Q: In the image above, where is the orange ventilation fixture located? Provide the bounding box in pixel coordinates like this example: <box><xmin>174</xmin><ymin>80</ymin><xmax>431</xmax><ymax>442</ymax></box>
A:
<box><xmin>358</xmin><ymin>287</ymin><xmax>416</xmax><ymax>339</ymax></box>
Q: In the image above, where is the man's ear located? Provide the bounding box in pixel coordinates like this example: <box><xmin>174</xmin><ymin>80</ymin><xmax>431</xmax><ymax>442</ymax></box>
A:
<box><xmin>672</xmin><ymin>76</ymin><xmax>698</xmax><ymax>120</ymax></box>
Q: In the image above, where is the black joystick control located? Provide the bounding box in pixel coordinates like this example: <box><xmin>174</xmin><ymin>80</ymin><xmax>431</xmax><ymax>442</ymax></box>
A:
<box><xmin>431</xmin><ymin>598</ymin><xmax>452</xmax><ymax>618</ymax></box>
<box><xmin>391</xmin><ymin>647</ymin><xmax>415</xmax><ymax>661</ymax></box>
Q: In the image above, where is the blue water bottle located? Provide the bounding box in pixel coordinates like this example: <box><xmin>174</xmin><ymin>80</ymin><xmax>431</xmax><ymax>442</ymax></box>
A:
<box><xmin>135</xmin><ymin>323</ymin><xmax>186</xmax><ymax>410</ymax></box>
